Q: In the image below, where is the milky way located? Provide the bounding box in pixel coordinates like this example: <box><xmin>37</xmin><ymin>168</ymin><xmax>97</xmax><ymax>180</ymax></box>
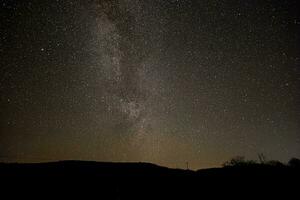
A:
<box><xmin>1</xmin><ymin>0</ymin><xmax>299</xmax><ymax>169</ymax></box>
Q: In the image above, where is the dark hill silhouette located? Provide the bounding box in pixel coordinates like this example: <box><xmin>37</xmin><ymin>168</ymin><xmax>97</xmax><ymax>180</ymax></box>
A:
<box><xmin>0</xmin><ymin>160</ymin><xmax>193</xmax><ymax>178</ymax></box>
<box><xmin>0</xmin><ymin>159</ymin><xmax>299</xmax><ymax>199</ymax></box>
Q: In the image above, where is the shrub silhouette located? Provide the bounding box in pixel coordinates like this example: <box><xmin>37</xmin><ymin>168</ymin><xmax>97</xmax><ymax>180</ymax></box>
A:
<box><xmin>266</xmin><ymin>160</ymin><xmax>285</xmax><ymax>167</ymax></box>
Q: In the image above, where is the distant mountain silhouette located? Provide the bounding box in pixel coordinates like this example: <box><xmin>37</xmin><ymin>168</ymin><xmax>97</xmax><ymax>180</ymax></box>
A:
<box><xmin>0</xmin><ymin>159</ymin><xmax>299</xmax><ymax>199</ymax></box>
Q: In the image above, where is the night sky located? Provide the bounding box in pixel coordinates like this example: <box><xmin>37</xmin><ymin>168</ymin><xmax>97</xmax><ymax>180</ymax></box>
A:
<box><xmin>1</xmin><ymin>0</ymin><xmax>299</xmax><ymax>169</ymax></box>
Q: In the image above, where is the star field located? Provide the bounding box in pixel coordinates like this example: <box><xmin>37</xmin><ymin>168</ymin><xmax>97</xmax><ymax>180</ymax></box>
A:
<box><xmin>1</xmin><ymin>0</ymin><xmax>299</xmax><ymax>169</ymax></box>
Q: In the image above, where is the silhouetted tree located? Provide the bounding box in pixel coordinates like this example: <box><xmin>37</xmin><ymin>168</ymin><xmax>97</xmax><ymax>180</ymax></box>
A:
<box><xmin>223</xmin><ymin>156</ymin><xmax>258</xmax><ymax>167</ymax></box>
<box><xmin>223</xmin><ymin>156</ymin><xmax>245</xmax><ymax>167</ymax></box>
<box><xmin>288</xmin><ymin>158</ymin><xmax>300</xmax><ymax>168</ymax></box>
<box><xmin>257</xmin><ymin>153</ymin><xmax>267</xmax><ymax>164</ymax></box>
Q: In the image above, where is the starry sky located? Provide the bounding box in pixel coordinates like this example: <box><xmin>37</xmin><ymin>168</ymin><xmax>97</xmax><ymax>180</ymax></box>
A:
<box><xmin>1</xmin><ymin>0</ymin><xmax>299</xmax><ymax>169</ymax></box>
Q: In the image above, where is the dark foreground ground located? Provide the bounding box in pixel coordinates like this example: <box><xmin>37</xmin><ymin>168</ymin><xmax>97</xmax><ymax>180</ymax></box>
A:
<box><xmin>0</xmin><ymin>161</ymin><xmax>299</xmax><ymax>199</ymax></box>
